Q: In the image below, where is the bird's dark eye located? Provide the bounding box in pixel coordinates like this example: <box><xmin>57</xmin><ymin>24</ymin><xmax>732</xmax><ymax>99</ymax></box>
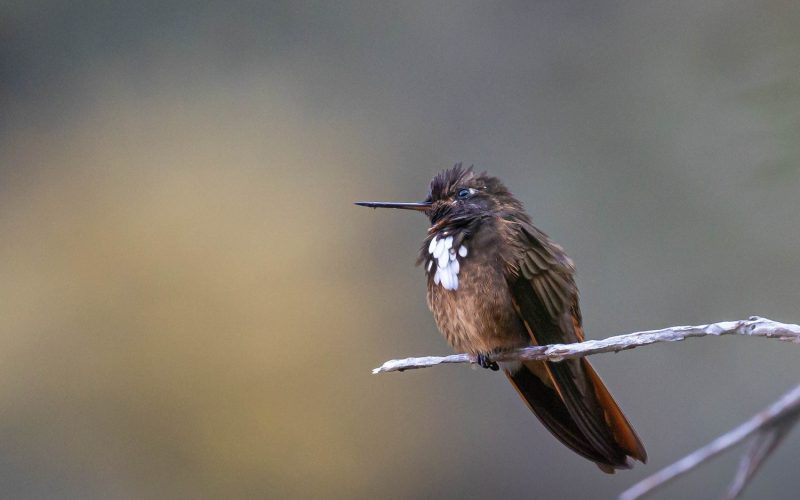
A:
<box><xmin>457</xmin><ymin>188</ymin><xmax>471</xmax><ymax>199</ymax></box>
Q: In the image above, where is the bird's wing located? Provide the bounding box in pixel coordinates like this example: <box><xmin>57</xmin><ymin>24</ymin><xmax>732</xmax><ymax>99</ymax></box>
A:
<box><xmin>506</xmin><ymin>222</ymin><xmax>646</xmax><ymax>468</ymax></box>
<box><xmin>513</xmin><ymin>223</ymin><xmax>580</xmax><ymax>341</ymax></box>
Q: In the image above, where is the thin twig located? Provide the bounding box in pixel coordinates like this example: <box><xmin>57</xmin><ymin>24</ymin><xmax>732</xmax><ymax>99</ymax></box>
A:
<box><xmin>726</xmin><ymin>417</ymin><xmax>798</xmax><ymax>499</ymax></box>
<box><xmin>619</xmin><ymin>383</ymin><xmax>800</xmax><ymax>500</ymax></box>
<box><xmin>372</xmin><ymin>316</ymin><xmax>800</xmax><ymax>374</ymax></box>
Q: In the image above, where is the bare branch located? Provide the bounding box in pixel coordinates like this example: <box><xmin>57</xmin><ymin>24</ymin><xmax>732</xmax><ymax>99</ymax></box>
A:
<box><xmin>372</xmin><ymin>316</ymin><xmax>800</xmax><ymax>374</ymax></box>
<box><xmin>726</xmin><ymin>418</ymin><xmax>798</xmax><ymax>499</ymax></box>
<box><xmin>373</xmin><ymin>316</ymin><xmax>800</xmax><ymax>498</ymax></box>
<box><xmin>619</xmin><ymin>383</ymin><xmax>800</xmax><ymax>500</ymax></box>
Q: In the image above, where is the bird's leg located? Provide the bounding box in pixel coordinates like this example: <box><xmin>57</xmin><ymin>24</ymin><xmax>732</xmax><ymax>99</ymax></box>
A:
<box><xmin>476</xmin><ymin>353</ymin><xmax>499</xmax><ymax>371</ymax></box>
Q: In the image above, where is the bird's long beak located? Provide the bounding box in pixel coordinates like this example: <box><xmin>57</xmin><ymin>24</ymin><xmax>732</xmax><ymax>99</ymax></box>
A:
<box><xmin>354</xmin><ymin>201</ymin><xmax>431</xmax><ymax>212</ymax></box>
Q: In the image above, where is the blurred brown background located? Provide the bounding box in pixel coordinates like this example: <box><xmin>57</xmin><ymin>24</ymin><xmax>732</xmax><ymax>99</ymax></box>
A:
<box><xmin>1</xmin><ymin>1</ymin><xmax>800</xmax><ymax>499</ymax></box>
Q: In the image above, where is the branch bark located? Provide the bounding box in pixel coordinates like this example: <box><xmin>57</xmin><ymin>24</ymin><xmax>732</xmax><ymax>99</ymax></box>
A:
<box><xmin>372</xmin><ymin>316</ymin><xmax>800</xmax><ymax>374</ymax></box>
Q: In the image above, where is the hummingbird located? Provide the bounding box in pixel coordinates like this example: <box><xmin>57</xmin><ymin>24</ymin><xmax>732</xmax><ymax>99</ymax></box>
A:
<box><xmin>356</xmin><ymin>163</ymin><xmax>646</xmax><ymax>472</ymax></box>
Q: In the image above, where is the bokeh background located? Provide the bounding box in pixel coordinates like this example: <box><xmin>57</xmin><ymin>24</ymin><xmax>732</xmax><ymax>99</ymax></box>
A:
<box><xmin>2</xmin><ymin>1</ymin><xmax>800</xmax><ymax>499</ymax></box>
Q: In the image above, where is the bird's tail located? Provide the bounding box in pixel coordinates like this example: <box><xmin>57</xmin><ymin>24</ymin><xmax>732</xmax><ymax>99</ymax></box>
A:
<box><xmin>504</xmin><ymin>359</ymin><xmax>647</xmax><ymax>473</ymax></box>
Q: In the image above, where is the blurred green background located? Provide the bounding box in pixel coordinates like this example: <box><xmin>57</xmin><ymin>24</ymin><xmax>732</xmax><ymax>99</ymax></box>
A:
<box><xmin>1</xmin><ymin>1</ymin><xmax>799</xmax><ymax>499</ymax></box>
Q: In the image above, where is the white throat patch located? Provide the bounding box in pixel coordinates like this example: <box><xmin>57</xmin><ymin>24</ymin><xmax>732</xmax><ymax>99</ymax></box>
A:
<box><xmin>427</xmin><ymin>234</ymin><xmax>468</xmax><ymax>291</ymax></box>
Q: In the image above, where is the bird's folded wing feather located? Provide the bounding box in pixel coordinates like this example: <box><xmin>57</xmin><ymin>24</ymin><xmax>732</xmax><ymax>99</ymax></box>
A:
<box><xmin>508</xmin><ymin>222</ymin><xmax>645</xmax><ymax>464</ymax></box>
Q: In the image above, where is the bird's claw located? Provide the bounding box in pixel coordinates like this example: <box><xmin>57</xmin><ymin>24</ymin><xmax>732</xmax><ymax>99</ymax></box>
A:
<box><xmin>476</xmin><ymin>353</ymin><xmax>499</xmax><ymax>371</ymax></box>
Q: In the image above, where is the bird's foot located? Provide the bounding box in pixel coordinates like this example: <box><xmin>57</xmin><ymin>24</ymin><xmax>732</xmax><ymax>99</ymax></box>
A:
<box><xmin>476</xmin><ymin>353</ymin><xmax>499</xmax><ymax>371</ymax></box>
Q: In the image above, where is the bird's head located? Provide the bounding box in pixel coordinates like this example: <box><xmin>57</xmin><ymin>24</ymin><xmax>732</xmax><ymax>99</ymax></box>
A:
<box><xmin>355</xmin><ymin>163</ymin><xmax>524</xmax><ymax>229</ymax></box>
